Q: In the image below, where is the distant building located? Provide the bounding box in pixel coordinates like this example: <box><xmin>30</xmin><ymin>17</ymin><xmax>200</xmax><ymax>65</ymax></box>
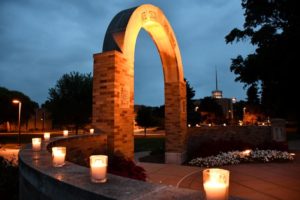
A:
<box><xmin>193</xmin><ymin>68</ymin><xmax>236</xmax><ymax>123</ymax></box>
<box><xmin>211</xmin><ymin>69</ymin><xmax>223</xmax><ymax>99</ymax></box>
<box><xmin>211</xmin><ymin>69</ymin><xmax>234</xmax><ymax>120</ymax></box>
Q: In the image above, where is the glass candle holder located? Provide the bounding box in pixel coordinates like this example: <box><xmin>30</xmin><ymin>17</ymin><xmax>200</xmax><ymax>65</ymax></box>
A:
<box><xmin>63</xmin><ymin>130</ymin><xmax>68</xmax><ymax>137</ymax></box>
<box><xmin>203</xmin><ymin>168</ymin><xmax>230</xmax><ymax>200</ymax></box>
<box><xmin>32</xmin><ymin>138</ymin><xmax>41</xmax><ymax>151</ymax></box>
<box><xmin>90</xmin><ymin>155</ymin><xmax>108</xmax><ymax>183</ymax></box>
<box><xmin>52</xmin><ymin>147</ymin><xmax>66</xmax><ymax>167</ymax></box>
<box><xmin>89</xmin><ymin>128</ymin><xmax>94</xmax><ymax>134</ymax></box>
<box><xmin>44</xmin><ymin>132</ymin><xmax>50</xmax><ymax>141</ymax></box>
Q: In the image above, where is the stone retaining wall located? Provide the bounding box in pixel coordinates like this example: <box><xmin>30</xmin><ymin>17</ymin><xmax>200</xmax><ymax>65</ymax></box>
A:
<box><xmin>48</xmin><ymin>134</ymin><xmax>107</xmax><ymax>166</ymax></box>
<box><xmin>186</xmin><ymin>126</ymin><xmax>279</xmax><ymax>160</ymax></box>
<box><xmin>188</xmin><ymin>126</ymin><xmax>272</xmax><ymax>145</ymax></box>
<box><xmin>19</xmin><ymin>134</ymin><xmax>205</xmax><ymax>200</ymax></box>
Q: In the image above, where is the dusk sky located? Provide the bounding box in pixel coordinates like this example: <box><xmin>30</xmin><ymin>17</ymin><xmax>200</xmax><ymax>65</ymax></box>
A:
<box><xmin>0</xmin><ymin>0</ymin><xmax>254</xmax><ymax>106</ymax></box>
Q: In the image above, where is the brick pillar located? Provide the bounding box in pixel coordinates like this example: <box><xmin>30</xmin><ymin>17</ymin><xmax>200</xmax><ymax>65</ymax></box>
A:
<box><xmin>93</xmin><ymin>51</ymin><xmax>134</xmax><ymax>159</ymax></box>
<box><xmin>165</xmin><ymin>81</ymin><xmax>187</xmax><ymax>164</ymax></box>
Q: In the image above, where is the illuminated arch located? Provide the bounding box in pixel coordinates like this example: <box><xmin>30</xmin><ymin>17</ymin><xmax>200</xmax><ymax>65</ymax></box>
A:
<box><xmin>93</xmin><ymin>4</ymin><xmax>187</xmax><ymax>164</ymax></box>
<box><xmin>103</xmin><ymin>4</ymin><xmax>184</xmax><ymax>83</ymax></box>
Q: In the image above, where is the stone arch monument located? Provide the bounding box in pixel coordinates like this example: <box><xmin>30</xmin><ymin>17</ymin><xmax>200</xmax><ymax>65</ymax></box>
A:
<box><xmin>93</xmin><ymin>4</ymin><xmax>187</xmax><ymax>164</ymax></box>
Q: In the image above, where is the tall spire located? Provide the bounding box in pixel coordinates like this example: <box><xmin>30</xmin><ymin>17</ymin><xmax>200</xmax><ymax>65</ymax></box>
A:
<box><xmin>215</xmin><ymin>67</ymin><xmax>218</xmax><ymax>91</ymax></box>
<box><xmin>212</xmin><ymin>66</ymin><xmax>222</xmax><ymax>99</ymax></box>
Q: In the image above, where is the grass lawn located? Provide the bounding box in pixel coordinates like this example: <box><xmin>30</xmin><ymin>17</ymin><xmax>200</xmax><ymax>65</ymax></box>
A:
<box><xmin>0</xmin><ymin>133</ymin><xmax>166</xmax><ymax>153</ymax></box>
<box><xmin>0</xmin><ymin>133</ymin><xmax>64</xmax><ymax>145</ymax></box>
<box><xmin>134</xmin><ymin>137</ymin><xmax>165</xmax><ymax>153</ymax></box>
<box><xmin>287</xmin><ymin>132</ymin><xmax>300</xmax><ymax>141</ymax></box>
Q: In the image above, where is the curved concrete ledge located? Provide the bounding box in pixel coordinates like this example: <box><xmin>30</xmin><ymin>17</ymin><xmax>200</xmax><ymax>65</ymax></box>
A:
<box><xmin>19</xmin><ymin>134</ymin><xmax>204</xmax><ymax>200</ymax></box>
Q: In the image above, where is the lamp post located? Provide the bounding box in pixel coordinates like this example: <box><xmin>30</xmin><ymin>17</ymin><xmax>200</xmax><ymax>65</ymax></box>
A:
<box><xmin>231</xmin><ymin>97</ymin><xmax>237</xmax><ymax>122</ymax></box>
<box><xmin>12</xmin><ymin>99</ymin><xmax>22</xmax><ymax>146</ymax></box>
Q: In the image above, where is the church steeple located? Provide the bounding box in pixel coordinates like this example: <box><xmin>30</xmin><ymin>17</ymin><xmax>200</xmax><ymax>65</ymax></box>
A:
<box><xmin>215</xmin><ymin>68</ymin><xmax>218</xmax><ymax>91</ymax></box>
<box><xmin>212</xmin><ymin>67</ymin><xmax>222</xmax><ymax>99</ymax></box>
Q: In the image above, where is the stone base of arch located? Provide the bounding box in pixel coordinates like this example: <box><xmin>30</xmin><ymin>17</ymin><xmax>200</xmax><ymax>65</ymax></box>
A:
<box><xmin>93</xmin><ymin>50</ymin><xmax>187</xmax><ymax>164</ymax></box>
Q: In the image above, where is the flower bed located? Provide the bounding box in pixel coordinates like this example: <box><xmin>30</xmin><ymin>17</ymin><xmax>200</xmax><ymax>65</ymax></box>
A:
<box><xmin>189</xmin><ymin>149</ymin><xmax>295</xmax><ymax>167</ymax></box>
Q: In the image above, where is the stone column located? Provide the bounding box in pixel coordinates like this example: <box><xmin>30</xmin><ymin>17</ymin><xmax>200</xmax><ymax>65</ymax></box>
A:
<box><xmin>165</xmin><ymin>81</ymin><xmax>187</xmax><ymax>164</ymax></box>
<box><xmin>93</xmin><ymin>51</ymin><xmax>134</xmax><ymax>159</ymax></box>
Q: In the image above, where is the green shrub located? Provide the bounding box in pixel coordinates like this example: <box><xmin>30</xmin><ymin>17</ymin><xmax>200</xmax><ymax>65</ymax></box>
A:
<box><xmin>108</xmin><ymin>154</ymin><xmax>147</xmax><ymax>181</ymax></box>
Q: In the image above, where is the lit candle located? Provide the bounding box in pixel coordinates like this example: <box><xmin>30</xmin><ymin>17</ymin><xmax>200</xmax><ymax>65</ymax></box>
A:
<box><xmin>63</xmin><ymin>130</ymin><xmax>68</xmax><ymax>137</ymax></box>
<box><xmin>89</xmin><ymin>128</ymin><xmax>94</xmax><ymax>134</ymax></box>
<box><xmin>32</xmin><ymin>138</ymin><xmax>41</xmax><ymax>151</ymax></box>
<box><xmin>90</xmin><ymin>155</ymin><xmax>108</xmax><ymax>183</ymax></box>
<box><xmin>203</xmin><ymin>168</ymin><xmax>230</xmax><ymax>200</ymax></box>
<box><xmin>241</xmin><ymin>149</ymin><xmax>251</xmax><ymax>157</ymax></box>
<box><xmin>44</xmin><ymin>132</ymin><xmax>50</xmax><ymax>141</ymax></box>
<box><xmin>52</xmin><ymin>147</ymin><xmax>66</xmax><ymax>167</ymax></box>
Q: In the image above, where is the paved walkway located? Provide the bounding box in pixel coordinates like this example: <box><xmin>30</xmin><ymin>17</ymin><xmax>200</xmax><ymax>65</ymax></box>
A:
<box><xmin>138</xmin><ymin>148</ymin><xmax>300</xmax><ymax>200</ymax></box>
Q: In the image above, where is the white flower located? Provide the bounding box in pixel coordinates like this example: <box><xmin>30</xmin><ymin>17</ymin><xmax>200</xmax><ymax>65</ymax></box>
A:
<box><xmin>189</xmin><ymin>149</ymin><xmax>294</xmax><ymax>167</ymax></box>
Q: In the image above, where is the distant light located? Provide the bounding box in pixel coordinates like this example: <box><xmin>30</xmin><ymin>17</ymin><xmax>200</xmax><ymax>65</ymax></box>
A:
<box><xmin>223</xmin><ymin>123</ymin><xmax>226</xmax><ymax>127</ymax></box>
<box><xmin>188</xmin><ymin>124</ymin><xmax>191</xmax><ymax>128</ymax></box>
<box><xmin>12</xmin><ymin>99</ymin><xmax>20</xmax><ymax>104</ymax></box>
<box><xmin>232</xmin><ymin>97</ymin><xmax>237</xmax><ymax>103</ymax></box>
<box><xmin>208</xmin><ymin>123</ymin><xmax>212</xmax><ymax>127</ymax></box>
<box><xmin>63</xmin><ymin>130</ymin><xmax>68</xmax><ymax>137</ymax></box>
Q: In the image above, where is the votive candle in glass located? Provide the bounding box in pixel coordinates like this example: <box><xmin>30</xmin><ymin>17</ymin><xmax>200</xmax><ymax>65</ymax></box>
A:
<box><xmin>52</xmin><ymin>147</ymin><xmax>66</xmax><ymax>167</ymax></box>
<box><xmin>90</xmin><ymin>155</ymin><xmax>108</xmax><ymax>183</ymax></box>
<box><xmin>89</xmin><ymin>128</ymin><xmax>94</xmax><ymax>134</ymax></box>
<box><xmin>63</xmin><ymin>130</ymin><xmax>68</xmax><ymax>137</ymax></box>
<box><xmin>32</xmin><ymin>138</ymin><xmax>41</xmax><ymax>151</ymax></box>
<box><xmin>44</xmin><ymin>132</ymin><xmax>50</xmax><ymax>141</ymax></box>
<box><xmin>203</xmin><ymin>168</ymin><xmax>230</xmax><ymax>200</ymax></box>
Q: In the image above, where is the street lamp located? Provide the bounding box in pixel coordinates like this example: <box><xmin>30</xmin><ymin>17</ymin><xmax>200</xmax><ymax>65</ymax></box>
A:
<box><xmin>12</xmin><ymin>99</ymin><xmax>22</xmax><ymax>146</ymax></box>
<box><xmin>231</xmin><ymin>97</ymin><xmax>237</xmax><ymax>121</ymax></box>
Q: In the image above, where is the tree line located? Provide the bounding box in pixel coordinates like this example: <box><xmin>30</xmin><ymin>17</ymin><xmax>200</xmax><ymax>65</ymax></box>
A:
<box><xmin>0</xmin><ymin>87</ymin><xmax>38</xmax><ymax>130</ymax></box>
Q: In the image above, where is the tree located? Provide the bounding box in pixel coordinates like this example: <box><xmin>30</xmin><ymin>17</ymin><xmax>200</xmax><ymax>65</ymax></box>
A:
<box><xmin>152</xmin><ymin>105</ymin><xmax>165</xmax><ymax>129</ymax></box>
<box><xmin>198</xmin><ymin>97</ymin><xmax>223</xmax><ymax>124</ymax></box>
<box><xmin>0</xmin><ymin>87</ymin><xmax>38</xmax><ymax>130</ymax></box>
<box><xmin>186</xmin><ymin>79</ymin><xmax>201</xmax><ymax>125</ymax></box>
<box><xmin>246</xmin><ymin>84</ymin><xmax>260</xmax><ymax>105</ymax></box>
<box><xmin>225</xmin><ymin>0</ymin><xmax>299</xmax><ymax>123</ymax></box>
<box><xmin>44</xmin><ymin>72</ymin><xmax>92</xmax><ymax>134</ymax></box>
<box><xmin>135</xmin><ymin>106</ymin><xmax>157</xmax><ymax>136</ymax></box>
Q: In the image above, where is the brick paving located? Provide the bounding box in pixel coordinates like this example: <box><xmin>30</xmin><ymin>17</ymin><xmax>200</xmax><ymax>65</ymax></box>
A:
<box><xmin>140</xmin><ymin>151</ymin><xmax>300</xmax><ymax>200</ymax></box>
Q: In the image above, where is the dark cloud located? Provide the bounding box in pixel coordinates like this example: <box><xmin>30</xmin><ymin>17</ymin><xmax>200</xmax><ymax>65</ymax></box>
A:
<box><xmin>0</xmin><ymin>0</ymin><xmax>253</xmax><ymax>106</ymax></box>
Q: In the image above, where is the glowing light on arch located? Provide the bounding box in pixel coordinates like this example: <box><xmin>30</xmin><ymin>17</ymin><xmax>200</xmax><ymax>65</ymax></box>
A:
<box><xmin>103</xmin><ymin>4</ymin><xmax>184</xmax><ymax>83</ymax></box>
